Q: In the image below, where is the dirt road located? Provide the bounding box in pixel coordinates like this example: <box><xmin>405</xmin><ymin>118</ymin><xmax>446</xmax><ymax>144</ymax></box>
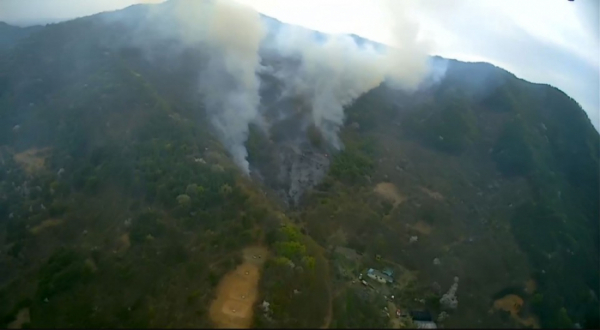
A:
<box><xmin>388</xmin><ymin>301</ymin><xmax>401</xmax><ymax>329</ymax></box>
<box><xmin>209</xmin><ymin>246</ymin><xmax>269</xmax><ymax>328</ymax></box>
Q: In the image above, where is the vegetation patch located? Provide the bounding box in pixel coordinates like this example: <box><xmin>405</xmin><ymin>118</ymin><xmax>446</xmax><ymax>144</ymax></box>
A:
<box><xmin>7</xmin><ymin>308</ymin><xmax>30</xmax><ymax>329</ymax></box>
<box><xmin>13</xmin><ymin>148</ymin><xmax>51</xmax><ymax>174</ymax></box>
<box><xmin>29</xmin><ymin>219</ymin><xmax>64</xmax><ymax>235</ymax></box>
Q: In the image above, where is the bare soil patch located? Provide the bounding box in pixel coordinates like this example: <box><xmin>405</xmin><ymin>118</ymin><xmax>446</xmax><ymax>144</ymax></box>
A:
<box><xmin>493</xmin><ymin>294</ymin><xmax>523</xmax><ymax>316</ymax></box>
<box><xmin>492</xmin><ymin>294</ymin><xmax>539</xmax><ymax>328</ymax></box>
<box><xmin>209</xmin><ymin>246</ymin><xmax>269</xmax><ymax>328</ymax></box>
<box><xmin>374</xmin><ymin>183</ymin><xmax>405</xmax><ymax>206</ymax></box>
<box><xmin>388</xmin><ymin>301</ymin><xmax>401</xmax><ymax>329</ymax></box>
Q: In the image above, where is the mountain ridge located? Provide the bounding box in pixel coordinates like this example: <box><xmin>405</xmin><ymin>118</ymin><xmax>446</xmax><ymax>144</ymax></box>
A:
<box><xmin>0</xmin><ymin>1</ymin><xmax>598</xmax><ymax>328</ymax></box>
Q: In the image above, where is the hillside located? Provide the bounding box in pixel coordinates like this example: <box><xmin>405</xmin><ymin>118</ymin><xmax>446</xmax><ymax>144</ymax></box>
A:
<box><xmin>0</xmin><ymin>22</ymin><xmax>43</xmax><ymax>48</ymax></box>
<box><xmin>0</xmin><ymin>1</ymin><xmax>598</xmax><ymax>329</ymax></box>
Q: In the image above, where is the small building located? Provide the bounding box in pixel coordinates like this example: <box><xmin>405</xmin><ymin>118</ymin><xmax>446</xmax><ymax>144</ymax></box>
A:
<box><xmin>409</xmin><ymin>310</ymin><xmax>433</xmax><ymax>322</ymax></box>
<box><xmin>410</xmin><ymin>310</ymin><xmax>437</xmax><ymax>329</ymax></box>
<box><xmin>367</xmin><ymin>268</ymin><xmax>393</xmax><ymax>284</ymax></box>
<box><xmin>382</xmin><ymin>267</ymin><xmax>394</xmax><ymax>278</ymax></box>
<box><xmin>414</xmin><ymin>320</ymin><xmax>438</xmax><ymax>329</ymax></box>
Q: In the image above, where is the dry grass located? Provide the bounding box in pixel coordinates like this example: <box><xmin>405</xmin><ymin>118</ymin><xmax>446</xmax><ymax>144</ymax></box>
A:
<box><xmin>419</xmin><ymin>187</ymin><xmax>445</xmax><ymax>201</ymax></box>
<box><xmin>374</xmin><ymin>183</ymin><xmax>405</xmax><ymax>206</ymax></box>
<box><xmin>492</xmin><ymin>294</ymin><xmax>540</xmax><ymax>328</ymax></box>
<box><xmin>30</xmin><ymin>219</ymin><xmax>64</xmax><ymax>235</ymax></box>
<box><xmin>209</xmin><ymin>246</ymin><xmax>269</xmax><ymax>328</ymax></box>
<box><xmin>411</xmin><ymin>221</ymin><xmax>433</xmax><ymax>235</ymax></box>
<box><xmin>493</xmin><ymin>294</ymin><xmax>523</xmax><ymax>316</ymax></box>
<box><xmin>13</xmin><ymin>148</ymin><xmax>51</xmax><ymax>174</ymax></box>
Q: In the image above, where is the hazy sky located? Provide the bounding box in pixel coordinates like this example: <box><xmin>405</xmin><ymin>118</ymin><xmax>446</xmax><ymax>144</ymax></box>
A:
<box><xmin>0</xmin><ymin>0</ymin><xmax>598</xmax><ymax>129</ymax></box>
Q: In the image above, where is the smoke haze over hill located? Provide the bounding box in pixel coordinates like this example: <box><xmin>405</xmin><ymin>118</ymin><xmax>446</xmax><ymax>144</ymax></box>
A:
<box><xmin>102</xmin><ymin>0</ymin><xmax>435</xmax><ymax>173</ymax></box>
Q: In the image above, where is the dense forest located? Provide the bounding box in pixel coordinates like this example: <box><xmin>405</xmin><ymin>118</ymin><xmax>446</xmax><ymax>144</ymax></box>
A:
<box><xmin>0</xmin><ymin>1</ymin><xmax>598</xmax><ymax>329</ymax></box>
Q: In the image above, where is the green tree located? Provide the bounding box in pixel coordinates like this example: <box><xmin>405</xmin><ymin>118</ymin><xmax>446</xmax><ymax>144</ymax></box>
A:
<box><xmin>302</xmin><ymin>256</ymin><xmax>315</xmax><ymax>270</ymax></box>
<box><xmin>552</xmin><ymin>307</ymin><xmax>573</xmax><ymax>329</ymax></box>
<box><xmin>275</xmin><ymin>241</ymin><xmax>306</xmax><ymax>260</ymax></box>
<box><xmin>176</xmin><ymin>194</ymin><xmax>191</xmax><ymax>206</ymax></box>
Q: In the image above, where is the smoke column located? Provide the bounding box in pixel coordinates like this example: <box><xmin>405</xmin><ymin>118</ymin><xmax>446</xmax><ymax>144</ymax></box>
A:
<box><xmin>266</xmin><ymin>1</ymin><xmax>432</xmax><ymax>149</ymax></box>
<box><xmin>159</xmin><ymin>0</ymin><xmax>266</xmax><ymax>174</ymax></box>
<box><xmin>200</xmin><ymin>0</ymin><xmax>266</xmax><ymax>174</ymax></box>
<box><xmin>129</xmin><ymin>0</ymin><xmax>436</xmax><ymax>173</ymax></box>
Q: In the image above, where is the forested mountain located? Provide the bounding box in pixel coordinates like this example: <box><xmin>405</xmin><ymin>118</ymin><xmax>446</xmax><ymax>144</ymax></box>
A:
<box><xmin>0</xmin><ymin>22</ymin><xmax>43</xmax><ymax>48</ymax></box>
<box><xmin>0</xmin><ymin>1</ymin><xmax>598</xmax><ymax>329</ymax></box>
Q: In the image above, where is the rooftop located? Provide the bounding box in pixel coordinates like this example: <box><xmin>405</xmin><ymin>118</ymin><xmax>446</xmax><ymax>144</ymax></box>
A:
<box><xmin>414</xmin><ymin>320</ymin><xmax>438</xmax><ymax>329</ymax></box>
<box><xmin>409</xmin><ymin>310</ymin><xmax>433</xmax><ymax>322</ymax></box>
<box><xmin>367</xmin><ymin>268</ymin><xmax>394</xmax><ymax>282</ymax></box>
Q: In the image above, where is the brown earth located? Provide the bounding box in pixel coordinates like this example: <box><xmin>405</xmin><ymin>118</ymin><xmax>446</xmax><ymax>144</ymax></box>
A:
<box><xmin>209</xmin><ymin>246</ymin><xmax>269</xmax><ymax>328</ymax></box>
<box><xmin>493</xmin><ymin>294</ymin><xmax>523</xmax><ymax>317</ymax></box>
<box><xmin>492</xmin><ymin>294</ymin><xmax>540</xmax><ymax>328</ymax></box>
<box><xmin>388</xmin><ymin>301</ymin><xmax>401</xmax><ymax>329</ymax></box>
<box><xmin>411</xmin><ymin>221</ymin><xmax>433</xmax><ymax>235</ymax></box>
<box><xmin>30</xmin><ymin>219</ymin><xmax>63</xmax><ymax>235</ymax></box>
<box><xmin>374</xmin><ymin>183</ymin><xmax>405</xmax><ymax>206</ymax></box>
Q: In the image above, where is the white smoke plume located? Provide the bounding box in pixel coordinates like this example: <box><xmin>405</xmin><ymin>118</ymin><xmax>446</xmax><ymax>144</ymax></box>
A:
<box><xmin>156</xmin><ymin>0</ymin><xmax>266</xmax><ymax>174</ymax></box>
<box><xmin>112</xmin><ymin>0</ymin><xmax>434</xmax><ymax>174</ymax></box>
<box><xmin>198</xmin><ymin>0</ymin><xmax>266</xmax><ymax>174</ymax></box>
<box><xmin>266</xmin><ymin>2</ymin><xmax>432</xmax><ymax>149</ymax></box>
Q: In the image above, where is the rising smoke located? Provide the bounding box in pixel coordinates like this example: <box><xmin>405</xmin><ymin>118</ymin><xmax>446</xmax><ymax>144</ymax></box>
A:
<box><xmin>263</xmin><ymin>1</ymin><xmax>431</xmax><ymax>150</ymax></box>
<box><xmin>197</xmin><ymin>1</ymin><xmax>266</xmax><ymax>174</ymax></box>
<box><xmin>119</xmin><ymin>0</ymin><xmax>435</xmax><ymax>174</ymax></box>
<box><xmin>104</xmin><ymin>0</ymin><xmax>267</xmax><ymax>174</ymax></box>
<box><xmin>167</xmin><ymin>0</ymin><xmax>266</xmax><ymax>174</ymax></box>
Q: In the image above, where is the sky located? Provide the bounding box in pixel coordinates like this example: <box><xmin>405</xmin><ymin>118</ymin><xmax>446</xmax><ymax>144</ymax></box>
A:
<box><xmin>0</xmin><ymin>0</ymin><xmax>598</xmax><ymax>129</ymax></box>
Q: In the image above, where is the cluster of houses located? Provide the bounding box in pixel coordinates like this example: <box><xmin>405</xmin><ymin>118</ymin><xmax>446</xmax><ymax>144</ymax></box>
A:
<box><xmin>360</xmin><ymin>267</ymin><xmax>438</xmax><ymax>329</ymax></box>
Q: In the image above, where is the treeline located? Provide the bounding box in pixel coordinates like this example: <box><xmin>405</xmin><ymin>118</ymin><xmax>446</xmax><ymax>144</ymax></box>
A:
<box><xmin>402</xmin><ymin>91</ymin><xmax>478</xmax><ymax>154</ymax></box>
<box><xmin>256</xmin><ymin>223</ymin><xmax>329</xmax><ymax>328</ymax></box>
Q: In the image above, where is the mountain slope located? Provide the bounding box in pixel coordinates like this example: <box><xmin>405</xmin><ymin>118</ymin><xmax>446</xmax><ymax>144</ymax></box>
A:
<box><xmin>0</xmin><ymin>22</ymin><xmax>43</xmax><ymax>48</ymax></box>
<box><xmin>0</xmin><ymin>2</ymin><xmax>598</xmax><ymax>329</ymax></box>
